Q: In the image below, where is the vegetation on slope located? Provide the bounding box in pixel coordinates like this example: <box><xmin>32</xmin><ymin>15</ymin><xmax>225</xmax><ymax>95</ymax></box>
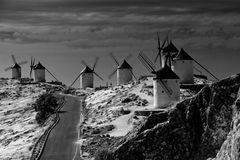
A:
<box><xmin>34</xmin><ymin>93</ymin><xmax>58</xmax><ymax>124</ymax></box>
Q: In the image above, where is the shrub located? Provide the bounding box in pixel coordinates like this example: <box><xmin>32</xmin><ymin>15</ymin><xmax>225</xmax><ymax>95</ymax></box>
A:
<box><xmin>34</xmin><ymin>93</ymin><xmax>58</xmax><ymax>124</ymax></box>
<box><xmin>35</xmin><ymin>112</ymin><xmax>45</xmax><ymax>124</ymax></box>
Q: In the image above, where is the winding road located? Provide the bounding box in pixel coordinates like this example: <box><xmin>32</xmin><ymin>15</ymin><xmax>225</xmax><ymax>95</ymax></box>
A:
<box><xmin>39</xmin><ymin>95</ymin><xmax>83</xmax><ymax>160</ymax></box>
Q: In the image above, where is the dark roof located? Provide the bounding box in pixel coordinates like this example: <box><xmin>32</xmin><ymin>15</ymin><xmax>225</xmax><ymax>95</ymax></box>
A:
<box><xmin>34</xmin><ymin>62</ymin><xmax>45</xmax><ymax>70</ymax></box>
<box><xmin>118</xmin><ymin>60</ymin><xmax>132</xmax><ymax>69</ymax></box>
<box><xmin>163</xmin><ymin>41</ymin><xmax>179</xmax><ymax>53</ymax></box>
<box><xmin>174</xmin><ymin>48</ymin><xmax>193</xmax><ymax>60</ymax></box>
<box><xmin>12</xmin><ymin>63</ymin><xmax>21</xmax><ymax>69</ymax></box>
<box><xmin>154</xmin><ymin>66</ymin><xmax>179</xmax><ymax>79</ymax></box>
<box><xmin>81</xmin><ymin>66</ymin><xmax>93</xmax><ymax>73</ymax></box>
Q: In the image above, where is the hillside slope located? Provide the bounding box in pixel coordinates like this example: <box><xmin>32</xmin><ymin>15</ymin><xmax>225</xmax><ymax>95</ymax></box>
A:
<box><xmin>0</xmin><ymin>79</ymin><xmax>59</xmax><ymax>160</ymax></box>
<box><xmin>96</xmin><ymin>74</ymin><xmax>240</xmax><ymax>160</ymax></box>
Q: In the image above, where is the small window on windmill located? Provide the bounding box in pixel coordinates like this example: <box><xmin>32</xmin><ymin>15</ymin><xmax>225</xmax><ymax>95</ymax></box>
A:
<box><xmin>182</xmin><ymin>61</ymin><xmax>184</xmax><ymax>63</ymax></box>
<box><xmin>162</xmin><ymin>90</ymin><xmax>164</xmax><ymax>93</ymax></box>
<box><xmin>164</xmin><ymin>80</ymin><xmax>167</xmax><ymax>83</ymax></box>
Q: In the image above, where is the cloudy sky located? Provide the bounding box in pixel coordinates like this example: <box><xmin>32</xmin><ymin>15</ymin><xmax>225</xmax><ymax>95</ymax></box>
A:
<box><xmin>0</xmin><ymin>0</ymin><xmax>240</xmax><ymax>86</ymax></box>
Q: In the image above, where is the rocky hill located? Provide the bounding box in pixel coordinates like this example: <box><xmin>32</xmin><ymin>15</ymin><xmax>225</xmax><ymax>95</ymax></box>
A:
<box><xmin>95</xmin><ymin>74</ymin><xmax>240</xmax><ymax>160</ymax></box>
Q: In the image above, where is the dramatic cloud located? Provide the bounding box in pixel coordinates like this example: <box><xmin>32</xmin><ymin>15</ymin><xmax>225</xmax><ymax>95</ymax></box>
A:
<box><xmin>0</xmin><ymin>0</ymin><xmax>239</xmax><ymax>85</ymax></box>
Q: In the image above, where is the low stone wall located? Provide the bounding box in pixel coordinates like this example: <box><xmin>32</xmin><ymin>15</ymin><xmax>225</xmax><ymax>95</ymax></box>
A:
<box><xmin>134</xmin><ymin>110</ymin><xmax>168</xmax><ymax>117</ymax></box>
<box><xmin>180</xmin><ymin>84</ymin><xmax>207</xmax><ymax>91</ymax></box>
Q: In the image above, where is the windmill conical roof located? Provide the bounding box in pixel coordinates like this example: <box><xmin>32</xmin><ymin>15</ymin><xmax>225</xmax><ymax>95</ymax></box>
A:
<box><xmin>118</xmin><ymin>60</ymin><xmax>132</xmax><ymax>69</ymax></box>
<box><xmin>34</xmin><ymin>62</ymin><xmax>45</xmax><ymax>70</ymax></box>
<box><xmin>163</xmin><ymin>41</ymin><xmax>179</xmax><ymax>53</ymax></box>
<box><xmin>154</xmin><ymin>66</ymin><xmax>179</xmax><ymax>79</ymax></box>
<box><xmin>174</xmin><ymin>48</ymin><xmax>193</xmax><ymax>60</ymax></box>
<box><xmin>81</xmin><ymin>66</ymin><xmax>93</xmax><ymax>74</ymax></box>
<box><xmin>12</xmin><ymin>63</ymin><xmax>21</xmax><ymax>69</ymax></box>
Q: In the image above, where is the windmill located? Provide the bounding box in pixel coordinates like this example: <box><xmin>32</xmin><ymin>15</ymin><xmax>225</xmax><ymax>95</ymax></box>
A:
<box><xmin>162</xmin><ymin>37</ymin><xmax>179</xmax><ymax>68</ymax></box>
<box><xmin>70</xmin><ymin>57</ymin><xmax>103</xmax><ymax>89</ymax></box>
<box><xmin>171</xmin><ymin>48</ymin><xmax>219</xmax><ymax>83</ymax></box>
<box><xmin>154</xmin><ymin>32</ymin><xmax>168</xmax><ymax>68</ymax></box>
<box><xmin>138</xmin><ymin>52</ymin><xmax>180</xmax><ymax>108</ymax></box>
<box><xmin>4</xmin><ymin>54</ymin><xmax>28</xmax><ymax>79</ymax></box>
<box><xmin>172</xmin><ymin>48</ymin><xmax>194</xmax><ymax>84</ymax></box>
<box><xmin>34</xmin><ymin>62</ymin><xmax>46</xmax><ymax>82</ymax></box>
<box><xmin>29</xmin><ymin>57</ymin><xmax>60</xmax><ymax>83</ymax></box>
<box><xmin>108</xmin><ymin>52</ymin><xmax>136</xmax><ymax>85</ymax></box>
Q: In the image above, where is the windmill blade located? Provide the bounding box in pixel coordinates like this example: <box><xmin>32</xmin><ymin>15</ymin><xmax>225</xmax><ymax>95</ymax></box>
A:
<box><xmin>18</xmin><ymin>61</ymin><xmax>28</xmax><ymax>66</ymax></box>
<box><xmin>138</xmin><ymin>55</ymin><xmax>153</xmax><ymax>73</ymax></box>
<box><xmin>33</xmin><ymin>58</ymin><xmax>35</xmax><ymax>66</ymax></box>
<box><xmin>109</xmin><ymin>52</ymin><xmax>119</xmax><ymax>66</ymax></box>
<box><xmin>30</xmin><ymin>57</ymin><xmax>35</xmax><ymax>78</ymax></box>
<box><xmin>4</xmin><ymin>66</ymin><xmax>12</xmax><ymax>72</ymax></box>
<box><xmin>94</xmin><ymin>72</ymin><xmax>104</xmax><ymax>81</ymax></box>
<box><xmin>45</xmin><ymin>68</ymin><xmax>59</xmax><ymax>82</ymax></box>
<box><xmin>30</xmin><ymin>68</ymin><xmax>33</xmax><ymax>78</ymax></box>
<box><xmin>11</xmin><ymin>54</ymin><xmax>17</xmax><ymax>64</ymax></box>
<box><xmin>130</xmin><ymin>70</ymin><xmax>137</xmax><ymax>80</ymax></box>
<box><xmin>92</xmin><ymin>57</ymin><xmax>99</xmax><ymax>70</ymax></box>
<box><xmin>166</xmin><ymin>30</ymin><xmax>170</xmax><ymax>45</ymax></box>
<box><xmin>138</xmin><ymin>52</ymin><xmax>156</xmax><ymax>73</ymax></box>
<box><xmin>81</xmin><ymin>60</ymin><xmax>90</xmax><ymax>68</ymax></box>
<box><xmin>30</xmin><ymin>57</ymin><xmax>35</xmax><ymax>67</ymax></box>
<box><xmin>193</xmin><ymin>66</ymin><xmax>203</xmax><ymax>75</ymax></box>
<box><xmin>159</xmin><ymin>79</ymin><xmax>173</xmax><ymax>96</ymax></box>
<box><xmin>125</xmin><ymin>53</ymin><xmax>132</xmax><ymax>61</ymax></box>
<box><xmin>70</xmin><ymin>72</ymin><xmax>82</xmax><ymax>87</ymax></box>
<box><xmin>154</xmin><ymin>52</ymin><xmax>160</xmax><ymax>63</ymax></box>
<box><xmin>193</xmin><ymin>59</ymin><xmax>219</xmax><ymax>81</ymax></box>
<box><xmin>140</xmin><ymin>52</ymin><xmax>156</xmax><ymax>71</ymax></box>
<box><xmin>108</xmin><ymin>68</ymin><xmax>117</xmax><ymax>79</ymax></box>
<box><xmin>161</xmin><ymin>36</ymin><xmax>168</xmax><ymax>49</ymax></box>
<box><xmin>157</xmin><ymin>32</ymin><xmax>161</xmax><ymax>50</ymax></box>
<box><xmin>30</xmin><ymin>57</ymin><xmax>33</xmax><ymax>77</ymax></box>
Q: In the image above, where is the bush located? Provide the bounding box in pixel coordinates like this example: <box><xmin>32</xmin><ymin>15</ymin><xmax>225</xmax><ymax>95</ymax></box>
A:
<box><xmin>34</xmin><ymin>93</ymin><xmax>58</xmax><ymax>124</ymax></box>
<box><xmin>35</xmin><ymin>112</ymin><xmax>45</xmax><ymax>124</ymax></box>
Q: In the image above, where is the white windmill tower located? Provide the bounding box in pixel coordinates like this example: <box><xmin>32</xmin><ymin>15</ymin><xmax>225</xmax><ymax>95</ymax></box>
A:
<box><xmin>172</xmin><ymin>48</ymin><xmax>194</xmax><ymax>84</ymax></box>
<box><xmin>138</xmin><ymin>52</ymin><xmax>180</xmax><ymax>108</ymax></box>
<box><xmin>30</xmin><ymin>57</ymin><xmax>59</xmax><ymax>83</ymax></box>
<box><xmin>70</xmin><ymin>57</ymin><xmax>103</xmax><ymax>89</ymax></box>
<box><xmin>4</xmin><ymin>55</ymin><xmax>28</xmax><ymax>79</ymax></box>
<box><xmin>34</xmin><ymin>62</ymin><xmax>46</xmax><ymax>82</ymax></box>
<box><xmin>108</xmin><ymin>53</ymin><xmax>136</xmax><ymax>85</ymax></box>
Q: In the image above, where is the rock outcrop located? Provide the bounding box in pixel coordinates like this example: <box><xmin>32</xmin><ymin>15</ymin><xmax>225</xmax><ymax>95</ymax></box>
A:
<box><xmin>101</xmin><ymin>74</ymin><xmax>240</xmax><ymax>160</ymax></box>
<box><xmin>209</xmin><ymin>86</ymin><xmax>240</xmax><ymax>160</ymax></box>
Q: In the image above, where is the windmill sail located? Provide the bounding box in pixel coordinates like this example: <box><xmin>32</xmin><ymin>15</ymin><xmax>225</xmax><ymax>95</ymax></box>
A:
<box><xmin>159</xmin><ymin>79</ymin><xmax>173</xmax><ymax>96</ymax></box>
<box><xmin>108</xmin><ymin>68</ymin><xmax>117</xmax><ymax>79</ymax></box>
<box><xmin>92</xmin><ymin>57</ymin><xmax>99</xmax><ymax>70</ymax></box>
<box><xmin>109</xmin><ymin>52</ymin><xmax>119</xmax><ymax>66</ymax></box>
<box><xmin>70</xmin><ymin>72</ymin><xmax>82</xmax><ymax>87</ymax></box>
<box><xmin>45</xmin><ymin>68</ymin><xmax>59</xmax><ymax>82</ymax></box>
<box><xmin>4</xmin><ymin>66</ymin><xmax>12</xmax><ymax>71</ymax></box>
<box><xmin>94</xmin><ymin>72</ymin><xmax>104</xmax><ymax>81</ymax></box>
<box><xmin>130</xmin><ymin>70</ymin><xmax>137</xmax><ymax>80</ymax></box>
<box><xmin>30</xmin><ymin>57</ymin><xmax>36</xmax><ymax>78</ymax></box>
<box><xmin>5</xmin><ymin>54</ymin><xmax>28</xmax><ymax>71</ymax></box>
<box><xmin>138</xmin><ymin>52</ymin><xmax>156</xmax><ymax>73</ymax></box>
<box><xmin>125</xmin><ymin>53</ymin><xmax>132</xmax><ymax>61</ymax></box>
<box><xmin>11</xmin><ymin>55</ymin><xmax>17</xmax><ymax>64</ymax></box>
